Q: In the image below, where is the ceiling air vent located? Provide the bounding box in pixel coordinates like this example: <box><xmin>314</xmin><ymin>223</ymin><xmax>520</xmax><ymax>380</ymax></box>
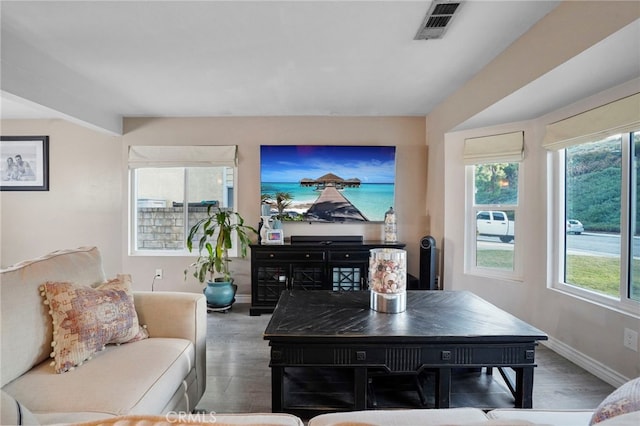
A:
<box><xmin>414</xmin><ymin>0</ymin><xmax>463</xmax><ymax>40</ymax></box>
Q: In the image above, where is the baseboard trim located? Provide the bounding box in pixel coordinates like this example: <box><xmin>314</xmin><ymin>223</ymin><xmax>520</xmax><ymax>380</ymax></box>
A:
<box><xmin>236</xmin><ymin>294</ymin><xmax>251</xmax><ymax>304</ymax></box>
<box><xmin>542</xmin><ymin>337</ymin><xmax>629</xmax><ymax>388</ymax></box>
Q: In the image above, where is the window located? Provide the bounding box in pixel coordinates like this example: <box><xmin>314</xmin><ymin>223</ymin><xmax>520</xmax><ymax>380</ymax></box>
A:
<box><xmin>558</xmin><ymin>132</ymin><xmax>639</xmax><ymax>305</ymax></box>
<box><xmin>632</xmin><ymin>133</ymin><xmax>639</xmax><ymax>302</ymax></box>
<box><xmin>469</xmin><ymin>163</ymin><xmax>520</xmax><ymax>275</ymax></box>
<box><xmin>464</xmin><ymin>131</ymin><xmax>524</xmax><ymax>278</ymax></box>
<box><xmin>544</xmin><ymin>93</ymin><xmax>640</xmax><ymax>309</ymax></box>
<box><xmin>128</xmin><ymin>146</ymin><xmax>237</xmax><ymax>255</ymax></box>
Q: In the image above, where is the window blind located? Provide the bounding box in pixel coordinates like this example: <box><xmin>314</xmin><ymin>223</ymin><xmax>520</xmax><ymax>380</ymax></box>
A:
<box><xmin>128</xmin><ymin>145</ymin><xmax>237</xmax><ymax>168</ymax></box>
<box><xmin>463</xmin><ymin>131</ymin><xmax>524</xmax><ymax>165</ymax></box>
<box><xmin>542</xmin><ymin>93</ymin><xmax>640</xmax><ymax>150</ymax></box>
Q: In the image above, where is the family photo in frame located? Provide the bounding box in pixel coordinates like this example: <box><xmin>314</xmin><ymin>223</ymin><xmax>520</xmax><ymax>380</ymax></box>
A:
<box><xmin>0</xmin><ymin>136</ymin><xmax>49</xmax><ymax>191</ymax></box>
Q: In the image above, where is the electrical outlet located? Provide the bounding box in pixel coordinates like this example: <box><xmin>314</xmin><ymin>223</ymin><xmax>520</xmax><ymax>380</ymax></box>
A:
<box><xmin>155</xmin><ymin>269</ymin><xmax>163</xmax><ymax>279</ymax></box>
<box><xmin>623</xmin><ymin>328</ymin><xmax>638</xmax><ymax>351</ymax></box>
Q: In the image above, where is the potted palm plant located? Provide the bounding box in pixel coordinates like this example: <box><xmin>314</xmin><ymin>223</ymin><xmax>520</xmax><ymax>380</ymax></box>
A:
<box><xmin>261</xmin><ymin>191</ymin><xmax>293</xmax><ymax>227</ymax></box>
<box><xmin>185</xmin><ymin>205</ymin><xmax>257</xmax><ymax>310</ymax></box>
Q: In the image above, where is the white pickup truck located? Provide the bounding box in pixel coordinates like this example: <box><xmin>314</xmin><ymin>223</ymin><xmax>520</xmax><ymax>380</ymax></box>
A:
<box><xmin>476</xmin><ymin>210</ymin><xmax>515</xmax><ymax>243</ymax></box>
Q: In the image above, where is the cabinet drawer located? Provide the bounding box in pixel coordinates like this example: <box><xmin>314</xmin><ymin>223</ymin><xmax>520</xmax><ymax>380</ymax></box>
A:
<box><xmin>255</xmin><ymin>251</ymin><xmax>325</xmax><ymax>261</ymax></box>
<box><xmin>328</xmin><ymin>250</ymin><xmax>369</xmax><ymax>262</ymax></box>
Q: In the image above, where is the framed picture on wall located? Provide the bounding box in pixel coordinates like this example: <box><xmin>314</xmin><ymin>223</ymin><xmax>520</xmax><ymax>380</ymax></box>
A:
<box><xmin>260</xmin><ymin>145</ymin><xmax>396</xmax><ymax>223</ymax></box>
<box><xmin>0</xmin><ymin>136</ymin><xmax>49</xmax><ymax>191</ymax></box>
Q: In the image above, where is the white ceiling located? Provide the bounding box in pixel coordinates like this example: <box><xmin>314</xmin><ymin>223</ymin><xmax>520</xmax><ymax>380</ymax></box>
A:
<box><xmin>0</xmin><ymin>1</ymin><xmax>638</xmax><ymax>135</ymax></box>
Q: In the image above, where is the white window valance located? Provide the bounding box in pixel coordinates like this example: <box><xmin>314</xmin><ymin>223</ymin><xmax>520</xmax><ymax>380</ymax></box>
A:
<box><xmin>542</xmin><ymin>92</ymin><xmax>640</xmax><ymax>151</ymax></box>
<box><xmin>128</xmin><ymin>145</ymin><xmax>237</xmax><ymax>168</ymax></box>
<box><xmin>463</xmin><ymin>131</ymin><xmax>524</xmax><ymax>165</ymax></box>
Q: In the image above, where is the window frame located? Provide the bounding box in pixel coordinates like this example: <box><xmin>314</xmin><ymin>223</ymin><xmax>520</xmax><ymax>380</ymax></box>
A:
<box><xmin>465</xmin><ymin>162</ymin><xmax>524</xmax><ymax>281</ymax></box>
<box><xmin>551</xmin><ymin>132</ymin><xmax>639</xmax><ymax>314</ymax></box>
<box><xmin>127</xmin><ymin>145</ymin><xmax>239</xmax><ymax>257</ymax></box>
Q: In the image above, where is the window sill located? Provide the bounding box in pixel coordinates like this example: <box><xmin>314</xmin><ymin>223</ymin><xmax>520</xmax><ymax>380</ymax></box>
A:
<box><xmin>550</xmin><ymin>284</ymin><xmax>640</xmax><ymax>319</ymax></box>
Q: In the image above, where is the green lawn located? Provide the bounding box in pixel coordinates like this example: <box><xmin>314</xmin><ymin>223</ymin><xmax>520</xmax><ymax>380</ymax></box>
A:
<box><xmin>476</xmin><ymin>249</ymin><xmax>514</xmax><ymax>271</ymax></box>
<box><xmin>565</xmin><ymin>255</ymin><xmax>619</xmax><ymax>297</ymax></box>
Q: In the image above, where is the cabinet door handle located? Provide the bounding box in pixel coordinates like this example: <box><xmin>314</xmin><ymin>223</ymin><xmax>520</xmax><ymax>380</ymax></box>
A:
<box><xmin>305</xmin><ymin>253</ymin><xmax>310</xmax><ymax>258</ymax></box>
<box><xmin>269</xmin><ymin>253</ymin><xmax>275</xmax><ymax>258</ymax></box>
<box><xmin>344</xmin><ymin>254</ymin><xmax>350</xmax><ymax>258</ymax></box>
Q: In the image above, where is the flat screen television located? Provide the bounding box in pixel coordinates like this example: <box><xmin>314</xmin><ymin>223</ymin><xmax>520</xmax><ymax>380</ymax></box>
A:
<box><xmin>260</xmin><ymin>145</ymin><xmax>396</xmax><ymax>222</ymax></box>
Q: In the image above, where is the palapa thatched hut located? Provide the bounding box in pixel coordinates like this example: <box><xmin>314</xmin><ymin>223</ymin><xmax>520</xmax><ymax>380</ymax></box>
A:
<box><xmin>316</xmin><ymin>173</ymin><xmax>343</xmax><ymax>186</ymax></box>
<box><xmin>299</xmin><ymin>173</ymin><xmax>361</xmax><ymax>189</ymax></box>
<box><xmin>300</xmin><ymin>178</ymin><xmax>316</xmax><ymax>187</ymax></box>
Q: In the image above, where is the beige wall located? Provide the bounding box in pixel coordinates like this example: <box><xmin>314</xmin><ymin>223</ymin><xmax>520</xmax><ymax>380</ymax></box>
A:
<box><xmin>0</xmin><ymin>117</ymin><xmax>427</xmax><ymax>299</ymax></box>
<box><xmin>121</xmin><ymin>117</ymin><xmax>427</xmax><ymax>296</ymax></box>
<box><xmin>0</xmin><ymin>119</ymin><xmax>122</xmax><ymax>275</ymax></box>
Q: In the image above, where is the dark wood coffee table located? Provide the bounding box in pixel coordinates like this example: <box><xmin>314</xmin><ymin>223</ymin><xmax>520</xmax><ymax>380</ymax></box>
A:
<box><xmin>264</xmin><ymin>290</ymin><xmax>548</xmax><ymax>415</ymax></box>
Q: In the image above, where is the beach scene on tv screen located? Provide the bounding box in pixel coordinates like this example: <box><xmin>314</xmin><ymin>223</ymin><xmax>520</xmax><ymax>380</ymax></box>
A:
<box><xmin>260</xmin><ymin>145</ymin><xmax>396</xmax><ymax>222</ymax></box>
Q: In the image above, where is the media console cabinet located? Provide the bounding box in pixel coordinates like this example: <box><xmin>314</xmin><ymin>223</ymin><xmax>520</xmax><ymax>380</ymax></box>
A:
<box><xmin>249</xmin><ymin>236</ymin><xmax>405</xmax><ymax>316</ymax></box>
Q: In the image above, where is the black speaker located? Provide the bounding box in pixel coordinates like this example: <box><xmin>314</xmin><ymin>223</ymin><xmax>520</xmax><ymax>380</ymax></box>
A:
<box><xmin>419</xmin><ymin>236</ymin><xmax>437</xmax><ymax>290</ymax></box>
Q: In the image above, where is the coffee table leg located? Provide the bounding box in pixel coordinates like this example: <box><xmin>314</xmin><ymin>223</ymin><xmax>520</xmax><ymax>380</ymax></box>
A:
<box><xmin>515</xmin><ymin>367</ymin><xmax>534</xmax><ymax>408</ymax></box>
<box><xmin>435</xmin><ymin>368</ymin><xmax>451</xmax><ymax>408</ymax></box>
<box><xmin>354</xmin><ymin>367</ymin><xmax>367</xmax><ymax>410</ymax></box>
<box><xmin>271</xmin><ymin>366</ymin><xmax>284</xmax><ymax>412</ymax></box>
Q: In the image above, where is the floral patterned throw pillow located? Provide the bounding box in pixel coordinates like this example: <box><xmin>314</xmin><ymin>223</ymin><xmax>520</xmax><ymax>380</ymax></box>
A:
<box><xmin>41</xmin><ymin>274</ymin><xmax>148</xmax><ymax>373</ymax></box>
<box><xmin>590</xmin><ymin>377</ymin><xmax>640</xmax><ymax>424</ymax></box>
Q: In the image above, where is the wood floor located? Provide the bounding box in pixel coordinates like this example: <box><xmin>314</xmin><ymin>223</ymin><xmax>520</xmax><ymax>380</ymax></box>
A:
<box><xmin>196</xmin><ymin>303</ymin><xmax>615</xmax><ymax>421</ymax></box>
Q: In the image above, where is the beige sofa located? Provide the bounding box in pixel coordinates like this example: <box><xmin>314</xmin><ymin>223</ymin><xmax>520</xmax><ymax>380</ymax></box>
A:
<box><xmin>0</xmin><ymin>247</ymin><xmax>208</xmax><ymax>425</ymax></box>
<box><xmin>307</xmin><ymin>406</ymin><xmax>639</xmax><ymax>426</ymax></box>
